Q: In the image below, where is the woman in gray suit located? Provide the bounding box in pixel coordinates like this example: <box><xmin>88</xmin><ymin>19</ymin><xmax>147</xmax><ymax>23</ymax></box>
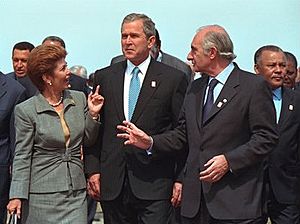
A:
<box><xmin>7</xmin><ymin>44</ymin><xmax>104</xmax><ymax>223</ymax></box>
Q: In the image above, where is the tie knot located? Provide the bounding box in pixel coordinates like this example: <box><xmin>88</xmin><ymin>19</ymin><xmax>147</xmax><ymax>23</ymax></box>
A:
<box><xmin>272</xmin><ymin>90</ymin><xmax>281</xmax><ymax>101</ymax></box>
<box><xmin>132</xmin><ymin>67</ymin><xmax>140</xmax><ymax>77</ymax></box>
<box><xmin>208</xmin><ymin>78</ymin><xmax>218</xmax><ymax>89</ymax></box>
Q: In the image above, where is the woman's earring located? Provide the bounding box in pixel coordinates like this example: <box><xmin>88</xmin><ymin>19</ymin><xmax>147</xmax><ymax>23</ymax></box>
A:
<box><xmin>48</xmin><ymin>81</ymin><xmax>52</xmax><ymax>86</ymax></box>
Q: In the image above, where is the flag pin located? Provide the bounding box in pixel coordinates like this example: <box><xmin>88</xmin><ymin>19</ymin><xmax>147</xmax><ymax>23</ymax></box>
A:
<box><xmin>151</xmin><ymin>81</ymin><xmax>156</xmax><ymax>88</ymax></box>
<box><xmin>217</xmin><ymin>102</ymin><xmax>223</xmax><ymax>108</ymax></box>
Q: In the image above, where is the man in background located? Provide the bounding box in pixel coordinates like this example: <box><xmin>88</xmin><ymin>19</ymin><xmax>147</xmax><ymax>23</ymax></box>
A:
<box><xmin>42</xmin><ymin>36</ymin><xmax>89</xmax><ymax>95</ymax></box>
<box><xmin>254</xmin><ymin>45</ymin><xmax>300</xmax><ymax>223</ymax></box>
<box><xmin>283</xmin><ymin>51</ymin><xmax>298</xmax><ymax>89</ymax></box>
<box><xmin>7</xmin><ymin>41</ymin><xmax>37</xmax><ymax>99</ymax></box>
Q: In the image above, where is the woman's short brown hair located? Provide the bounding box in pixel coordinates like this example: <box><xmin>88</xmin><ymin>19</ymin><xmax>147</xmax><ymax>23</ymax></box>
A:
<box><xmin>27</xmin><ymin>44</ymin><xmax>67</xmax><ymax>92</ymax></box>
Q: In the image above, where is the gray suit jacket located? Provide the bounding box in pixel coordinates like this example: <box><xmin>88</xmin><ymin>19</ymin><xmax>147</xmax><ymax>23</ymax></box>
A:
<box><xmin>10</xmin><ymin>90</ymin><xmax>100</xmax><ymax>199</ymax></box>
<box><xmin>110</xmin><ymin>51</ymin><xmax>192</xmax><ymax>81</ymax></box>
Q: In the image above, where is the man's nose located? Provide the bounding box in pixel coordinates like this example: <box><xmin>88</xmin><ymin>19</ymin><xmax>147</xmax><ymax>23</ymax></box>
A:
<box><xmin>16</xmin><ymin>60</ymin><xmax>23</xmax><ymax>67</ymax></box>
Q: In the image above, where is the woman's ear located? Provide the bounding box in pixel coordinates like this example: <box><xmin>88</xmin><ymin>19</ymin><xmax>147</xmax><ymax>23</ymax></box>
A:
<box><xmin>42</xmin><ymin>74</ymin><xmax>52</xmax><ymax>86</ymax></box>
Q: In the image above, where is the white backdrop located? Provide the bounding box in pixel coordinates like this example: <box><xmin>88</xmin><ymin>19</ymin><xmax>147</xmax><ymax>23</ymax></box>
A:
<box><xmin>1</xmin><ymin>0</ymin><xmax>299</xmax><ymax>74</ymax></box>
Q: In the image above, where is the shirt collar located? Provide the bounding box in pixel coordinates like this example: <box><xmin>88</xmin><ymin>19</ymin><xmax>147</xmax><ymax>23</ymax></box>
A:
<box><xmin>156</xmin><ymin>51</ymin><xmax>163</xmax><ymax>62</ymax></box>
<box><xmin>126</xmin><ymin>54</ymin><xmax>151</xmax><ymax>76</ymax></box>
<box><xmin>210</xmin><ymin>62</ymin><xmax>235</xmax><ymax>85</ymax></box>
<box><xmin>272</xmin><ymin>87</ymin><xmax>282</xmax><ymax>100</ymax></box>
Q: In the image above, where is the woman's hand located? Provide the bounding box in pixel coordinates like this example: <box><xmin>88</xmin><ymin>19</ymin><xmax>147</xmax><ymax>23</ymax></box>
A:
<box><xmin>7</xmin><ymin>198</ymin><xmax>22</xmax><ymax>219</ymax></box>
<box><xmin>88</xmin><ymin>85</ymin><xmax>104</xmax><ymax>118</ymax></box>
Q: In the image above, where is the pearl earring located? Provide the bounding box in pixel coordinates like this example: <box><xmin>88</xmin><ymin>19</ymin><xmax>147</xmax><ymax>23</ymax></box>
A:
<box><xmin>48</xmin><ymin>81</ymin><xmax>52</xmax><ymax>86</ymax></box>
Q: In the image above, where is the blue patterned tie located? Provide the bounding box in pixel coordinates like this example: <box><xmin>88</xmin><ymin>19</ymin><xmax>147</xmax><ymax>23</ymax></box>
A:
<box><xmin>202</xmin><ymin>78</ymin><xmax>218</xmax><ymax>123</ymax></box>
<box><xmin>128</xmin><ymin>67</ymin><xmax>140</xmax><ymax>120</ymax></box>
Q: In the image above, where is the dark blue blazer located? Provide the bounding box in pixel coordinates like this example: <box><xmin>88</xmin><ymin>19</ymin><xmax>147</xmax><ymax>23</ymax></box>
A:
<box><xmin>0</xmin><ymin>72</ymin><xmax>26</xmax><ymax>165</ymax></box>
<box><xmin>268</xmin><ymin>87</ymin><xmax>300</xmax><ymax>204</ymax></box>
<box><xmin>6</xmin><ymin>72</ymin><xmax>37</xmax><ymax>99</ymax></box>
<box><xmin>69</xmin><ymin>73</ymin><xmax>89</xmax><ymax>96</ymax></box>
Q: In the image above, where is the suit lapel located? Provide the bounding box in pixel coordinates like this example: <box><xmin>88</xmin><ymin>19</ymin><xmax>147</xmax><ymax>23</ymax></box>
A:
<box><xmin>131</xmin><ymin>59</ymin><xmax>161</xmax><ymax>122</ymax></box>
<box><xmin>203</xmin><ymin>67</ymin><xmax>239</xmax><ymax>125</ymax></box>
<box><xmin>195</xmin><ymin>75</ymin><xmax>209</xmax><ymax>130</ymax></box>
<box><xmin>110</xmin><ymin>62</ymin><xmax>127</xmax><ymax>122</ymax></box>
<box><xmin>0</xmin><ymin>74</ymin><xmax>7</xmax><ymax>99</ymax></box>
<box><xmin>278</xmin><ymin>88</ymin><xmax>293</xmax><ymax>127</ymax></box>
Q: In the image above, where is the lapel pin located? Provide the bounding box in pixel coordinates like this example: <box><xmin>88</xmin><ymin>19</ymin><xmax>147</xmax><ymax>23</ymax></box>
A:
<box><xmin>222</xmin><ymin>98</ymin><xmax>228</xmax><ymax>103</ymax></box>
<box><xmin>217</xmin><ymin>102</ymin><xmax>223</xmax><ymax>108</ymax></box>
<box><xmin>151</xmin><ymin>81</ymin><xmax>156</xmax><ymax>88</ymax></box>
<box><xmin>289</xmin><ymin>104</ymin><xmax>294</xmax><ymax>111</ymax></box>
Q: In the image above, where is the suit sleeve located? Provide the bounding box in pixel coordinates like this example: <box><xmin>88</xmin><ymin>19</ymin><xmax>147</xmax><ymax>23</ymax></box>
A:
<box><xmin>9</xmin><ymin>87</ymin><xmax>26</xmax><ymax>163</ymax></box>
<box><xmin>149</xmin><ymin>73</ymin><xmax>188</xmax><ymax>160</ymax></box>
<box><xmin>224</xmin><ymin>79</ymin><xmax>279</xmax><ymax>173</ymax></box>
<box><xmin>81</xmin><ymin>92</ymin><xmax>101</xmax><ymax>147</ymax></box>
<box><xmin>10</xmin><ymin>105</ymin><xmax>34</xmax><ymax>200</ymax></box>
<box><xmin>151</xmin><ymin>93</ymin><xmax>188</xmax><ymax>156</ymax></box>
<box><xmin>84</xmin><ymin>71</ymin><xmax>102</xmax><ymax>175</ymax></box>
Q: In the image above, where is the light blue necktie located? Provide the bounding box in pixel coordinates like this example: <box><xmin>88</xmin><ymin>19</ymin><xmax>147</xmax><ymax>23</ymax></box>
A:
<box><xmin>272</xmin><ymin>90</ymin><xmax>282</xmax><ymax>123</ymax></box>
<box><xmin>128</xmin><ymin>67</ymin><xmax>140</xmax><ymax>120</ymax></box>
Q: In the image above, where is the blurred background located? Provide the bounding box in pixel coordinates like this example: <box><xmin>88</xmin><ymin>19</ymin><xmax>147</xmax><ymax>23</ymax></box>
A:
<box><xmin>1</xmin><ymin>0</ymin><xmax>299</xmax><ymax>74</ymax></box>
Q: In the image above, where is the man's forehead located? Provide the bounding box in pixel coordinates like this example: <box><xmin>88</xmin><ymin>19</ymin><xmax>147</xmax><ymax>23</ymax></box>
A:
<box><xmin>13</xmin><ymin>49</ymin><xmax>30</xmax><ymax>56</ymax></box>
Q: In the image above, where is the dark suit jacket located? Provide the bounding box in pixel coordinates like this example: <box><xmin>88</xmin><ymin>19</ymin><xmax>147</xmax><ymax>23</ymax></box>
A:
<box><xmin>69</xmin><ymin>73</ymin><xmax>89</xmax><ymax>96</ymax></box>
<box><xmin>6</xmin><ymin>72</ymin><xmax>37</xmax><ymax>99</ymax></box>
<box><xmin>84</xmin><ymin>59</ymin><xmax>188</xmax><ymax>201</ymax></box>
<box><xmin>0</xmin><ymin>72</ymin><xmax>26</xmax><ymax>165</ymax></box>
<box><xmin>153</xmin><ymin>65</ymin><xmax>278</xmax><ymax>219</ymax></box>
<box><xmin>268</xmin><ymin>87</ymin><xmax>300</xmax><ymax>204</ymax></box>
<box><xmin>111</xmin><ymin>51</ymin><xmax>192</xmax><ymax>82</ymax></box>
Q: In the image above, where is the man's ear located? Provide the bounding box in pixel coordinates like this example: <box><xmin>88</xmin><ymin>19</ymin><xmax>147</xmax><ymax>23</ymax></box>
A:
<box><xmin>147</xmin><ymin>35</ymin><xmax>156</xmax><ymax>49</ymax></box>
<box><xmin>209</xmin><ymin>47</ymin><xmax>218</xmax><ymax>60</ymax></box>
<box><xmin>254</xmin><ymin>64</ymin><xmax>259</xmax><ymax>74</ymax></box>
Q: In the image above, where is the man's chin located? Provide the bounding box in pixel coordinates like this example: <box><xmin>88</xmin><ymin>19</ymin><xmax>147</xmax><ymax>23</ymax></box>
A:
<box><xmin>15</xmin><ymin>72</ymin><xmax>26</xmax><ymax>77</ymax></box>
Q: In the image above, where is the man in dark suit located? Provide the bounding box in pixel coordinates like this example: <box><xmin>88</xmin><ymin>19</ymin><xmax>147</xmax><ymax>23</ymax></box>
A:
<box><xmin>42</xmin><ymin>36</ymin><xmax>89</xmax><ymax>95</ymax></box>
<box><xmin>283</xmin><ymin>51</ymin><xmax>298</xmax><ymax>89</ymax></box>
<box><xmin>84</xmin><ymin>13</ymin><xmax>188</xmax><ymax>224</ymax></box>
<box><xmin>254</xmin><ymin>45</ymin><xmax>300</xmax><ymax>223</ymax></box>
<box><xmin>0</xmin><ymin>71</ymin><xmax>25</xmax><ymax>223</ymax></box>
<box><xmin>117</xmin><ymin>25</ymin><xmax>278</xmax><ymax>223</ymax></box>
<box><xmin>111</xmin><ymin>29</ymin><xmax>193</xmax><ymax>82</ymax></box>
<box><xmin>6</xmin><ymin>41</ymin><xmax>38</xmax><ymax>99</ymax></box>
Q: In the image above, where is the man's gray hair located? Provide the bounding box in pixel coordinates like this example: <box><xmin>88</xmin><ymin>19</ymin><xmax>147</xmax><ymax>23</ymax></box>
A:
<box><xmin>197</xmin><ymin>25</ymin><xmax>236</xmax><ymax>61</ymax></box>
<box><xmin>122</xmin><ymin>13</ymin><xmax>156</xmax><ymax>39</ymax></box>
<box><xmin>70</xmin><ymin>65</ymin><xmax>88</xmax><ymax>79</ymax></box>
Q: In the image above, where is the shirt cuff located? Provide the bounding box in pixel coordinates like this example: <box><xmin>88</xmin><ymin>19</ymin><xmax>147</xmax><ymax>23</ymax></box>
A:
<box><xmin>146</xmin><ymin>136</ymin><xmax>154</xmax><ymax>155</ymax></box>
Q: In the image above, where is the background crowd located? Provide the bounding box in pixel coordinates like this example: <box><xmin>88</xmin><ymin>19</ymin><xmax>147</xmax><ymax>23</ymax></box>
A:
<box><xmin>1</xmin><ymin>11</ymin><xmax>300</xmax><ymax>224</ymax></box>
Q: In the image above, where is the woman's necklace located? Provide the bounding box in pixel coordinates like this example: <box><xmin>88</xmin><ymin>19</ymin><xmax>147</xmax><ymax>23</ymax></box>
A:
<box><xmin>48</xmin><ymin>94</ymin><xmax>63</xmax><ymax>107</ymax></box>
